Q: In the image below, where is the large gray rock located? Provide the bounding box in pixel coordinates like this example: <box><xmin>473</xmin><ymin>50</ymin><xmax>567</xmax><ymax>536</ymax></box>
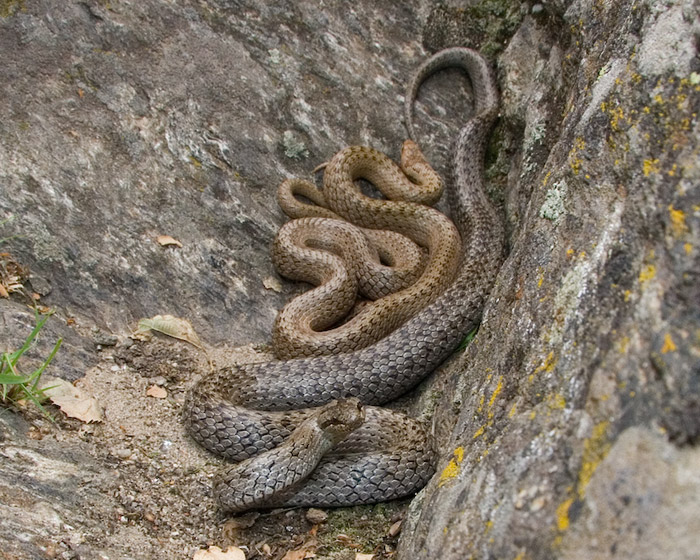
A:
<box><xmin>399</xmin><ymin>0</ymin><xmax>700</xmax><ymax>557</ymax></box>
<box><xmin>1</xmin><ymin>0</ymin><xmax>698</xmax><ymax>558</ymax></box>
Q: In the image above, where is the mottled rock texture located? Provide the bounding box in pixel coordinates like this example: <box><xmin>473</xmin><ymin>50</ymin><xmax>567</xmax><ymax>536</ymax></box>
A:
<box><xmin>399</xmin><ymin>1</ymin><xmax>700</xmax><ymax>558</ymax></box>
<box><xmin>1</xmin><ymin>0</ymin><xmax>698</xmax><ymax>558</ymax></box>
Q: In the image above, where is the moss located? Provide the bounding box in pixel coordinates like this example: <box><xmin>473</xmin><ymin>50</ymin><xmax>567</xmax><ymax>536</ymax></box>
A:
<box><xmin>316</xmin><ymin>501</ymin><xmax>408</xmax><ymax>556</ymax></box>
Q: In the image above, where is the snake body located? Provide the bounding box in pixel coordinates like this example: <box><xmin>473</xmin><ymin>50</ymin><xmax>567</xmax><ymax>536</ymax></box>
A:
<box><xmin>184</xmin><ymin>48</ymin><xmax>504</xmax><ymax>512</ymax></box>
<box><xmin>272</xmin><ymin>140</ymin><xmax>460</xmax><ymax>359</ymax></box>
<box><xmin>272</xmin><ymin>216</ymin><xmax>430</xmax><ymax>358</ymax></box>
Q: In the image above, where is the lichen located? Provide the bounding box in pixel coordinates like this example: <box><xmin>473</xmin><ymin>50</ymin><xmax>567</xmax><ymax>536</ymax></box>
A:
<box><xmin>556</xmin><ymin>497</ymin><xmax>575</xmax><ymax>531</ymax></box>
<box><xmin>539</xmin><ymin>180</ymin><xmax>568</xmax><ymax>222</ymax></box>
<box><xmin>281</xmin><ymin>130</ymin><xmax>309</xmax><ymax>160</ymax></box>
<box><xmin>577</xmin><ymin>421</ymin><xmax>611</xmax><ymax>498</ymax></box>
<box><xmin>661</xmin><ymin>333</ymin><xmax>677</xmax><ymax>354</ymax></box>
<box><xmin>0</xmin><ymin>0</ymin><xmax>24</xmax><ymax>18</ymax></box>
<box><xmin>438</xmin><ymin>447</ymin><xmax>465</xmax><ymax>487</ymax></box>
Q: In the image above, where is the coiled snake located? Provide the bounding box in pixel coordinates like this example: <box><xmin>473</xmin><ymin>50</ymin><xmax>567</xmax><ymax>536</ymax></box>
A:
<box><xmin>184</xmin><ymin>48</ymin><xmax>505</xmax><ymax>512</ymax></box>
<box><xmin>271</xmin><ymin>139</ymin><xmax>462</xmax><ymax>359</ymax></box>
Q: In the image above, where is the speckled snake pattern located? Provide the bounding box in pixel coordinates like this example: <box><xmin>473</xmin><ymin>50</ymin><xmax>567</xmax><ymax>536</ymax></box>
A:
<box><xmin>184</xmin><ymin>48</ymin><xmax>505</xmax><ymax>513</ymax></box>
<box><xmin>271</xmin><ymin>139</ymin><xmax>461</xmax><ymax>359</ymax></box>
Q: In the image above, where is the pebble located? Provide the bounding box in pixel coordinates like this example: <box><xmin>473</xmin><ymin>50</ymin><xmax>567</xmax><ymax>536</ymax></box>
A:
<box><xmin>305</xmin><ymin>508</ymin><xmax>328</xmax><ymax>524</ymax></box>
<box><xmin>113</xmin><ymin>447</ymin><xmax>133</xmax><ymax>459</ymax></box>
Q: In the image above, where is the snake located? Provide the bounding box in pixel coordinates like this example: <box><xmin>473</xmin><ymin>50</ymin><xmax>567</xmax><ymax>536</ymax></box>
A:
<box><xmin>184</xmin><ymin>47</ymin><xmax>504</xmax><ymax>513</ymax></box>
<box><xmin>271</xmin><ymin>215</ymin><xmax>430</xmax><ymax>358</ymax></box>
<box><xmin>270</xmin><ymin>139</ymin><xmax>462</xmax><ymax>359</ymax></box>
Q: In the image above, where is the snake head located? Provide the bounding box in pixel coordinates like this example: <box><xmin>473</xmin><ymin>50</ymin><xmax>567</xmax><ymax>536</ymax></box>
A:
<box><xmin>316</xmin><ymin>397</ymin><xmax>365</xmax><ymax>444</ymax></box>
<box><xmin>399</xmin><ymin>139</ymin><xmax>444</xmax><ymax>205</ymax></box>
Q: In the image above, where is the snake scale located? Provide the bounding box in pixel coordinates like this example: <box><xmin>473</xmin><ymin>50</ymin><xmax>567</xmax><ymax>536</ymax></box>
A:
<box><xmin>271</xmin><ymin>139</ymin><xmax>461</xmax><ymax>359</ymax></box>
<box><xmin>184</xmin><ymin>48</ymin><xmax>505</xmax><ymax>512</ymax></box>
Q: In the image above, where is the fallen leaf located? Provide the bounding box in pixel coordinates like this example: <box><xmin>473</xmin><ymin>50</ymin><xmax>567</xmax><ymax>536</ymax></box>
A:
<box><xmin>192</xmin><ymin>545</ymin><xmax>246</xmax><ymax>560</ymax></box>
<box><xmin>0</xmin><ymin>283</ymin><xmax>7</xmax><ymax>298</ymax></box>
<box><xmin>263</xmin><ymin>276</ymin><xmax>283</xmax><ymax>292</ymax></box>
<box><xmin>355</xmin><ymin>554</ymin><xmax>374</xmax><ymax>560</ymax></box>
<box><xmin>281</xmin><ymin>549</ymin><xmax>315</xmax><ymax>560</ymax></box>
<box><xmin>146</xmin><ymin>385</ymin><xmax>167</xmax><ymax>399</ymax></box>
<box><xmin>41</xmin><ymin>377</ymin><xmax>103</xmax><ymax>423</ymax></box>
<box><xmin>336</xmin><ymin>534</ymin><xmax>360</xmax><ymax>548</ymax></box>
<box><xmin>387</xmin><ymin>519</ymin><xmax>402</xmax><ymax>537</ymax></box>
<box><xmin>137</xmin><ymin>314</ymin><xmax>203</xmax><ymax>348</ymax></box>
<box><xmin>156</xmin><ymin>235</ymin><xmax>183</xmax><ymax>248</ymax></box>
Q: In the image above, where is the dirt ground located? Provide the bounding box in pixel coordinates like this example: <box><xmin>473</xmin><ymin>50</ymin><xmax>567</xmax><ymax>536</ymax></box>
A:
<box><xmin>5</xmin><ymin>322</ymin><xmax>411</xmax><ymax>560</ymax></box>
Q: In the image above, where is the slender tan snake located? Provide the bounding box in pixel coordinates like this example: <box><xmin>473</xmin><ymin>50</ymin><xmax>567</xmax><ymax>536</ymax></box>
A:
<box><xmin>271</xmin><ymin>139</ymin><xmax>461</xmax><ymax>359</ymax></box>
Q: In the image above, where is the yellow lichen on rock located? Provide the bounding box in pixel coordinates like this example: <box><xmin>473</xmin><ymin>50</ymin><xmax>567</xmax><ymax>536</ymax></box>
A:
<box><xmin>438</xmin><ymin>447</ymin><xmax>465</xmax><ymax>487</ymax></box>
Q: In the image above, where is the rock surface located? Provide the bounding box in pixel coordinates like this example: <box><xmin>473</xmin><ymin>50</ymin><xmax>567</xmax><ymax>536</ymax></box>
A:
<box><xmin>1</xmin><ymin>0</ymin><xmax>699</xmax><ymax>559</ymax></box>
<box><xmin>399</xmin><ymin>0</ymin><xmax>700</xmax><ymax>558</ymax></box>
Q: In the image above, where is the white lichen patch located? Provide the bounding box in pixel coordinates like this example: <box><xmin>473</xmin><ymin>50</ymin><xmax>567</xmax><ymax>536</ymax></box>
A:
<box><xmin>281</xmin><ymin>130</ymin><xmax>309</xmax><ymax>160</ymax></box>
<box><xmin>547</xmin><ymin>198</ymin><xmax>625</xmax><ymax>347</ymax></box>
<box><xmin>539</xmin><ymin>180</ymin><xmax>568</xmax><ymax>223</ymax></box>
<box><xmin>268</xmin><ymin>48</ymin><xmax>281</xmax><ymax>64</ymax></box>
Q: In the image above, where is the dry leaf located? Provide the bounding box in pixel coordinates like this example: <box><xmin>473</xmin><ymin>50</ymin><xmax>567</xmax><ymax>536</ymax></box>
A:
<box><xmin>336</xmin><ymin>534</ymin><xmax>360</xmax><ymax>548</ymax></box>
<box><xmin>387</xmin><ymin>519</ymin><xmax>402</xmax><ymax>537</ymax></box>
<box><xmin>156</xmin><ymin>235</ymin><xmax>183</xmax><ymax>248</ymax></box>
<box><xmin>263</xmin><ymin>276</ymin><xmax>283</xmax><ymax>292</ymax></box>
<box><xmin>137</xmin><ymin>314</ymin><xmax>203</xmax><ymax>348</ymax></box>
<box><xmin>355</xmin><ymin>554</ymin><xmax>374</xmax><ymax>560</ymax></box>
<box><xmin>146</xmin><ymin>385</ymin><xmax>167</xmax><ymax>399</ymax></box>
<box><xmin>192</xmin><ymin>545</ymin><xmax>246</xmax><ymax>560</ymax></box>
<box><xmin>0</xmin><ymin>283</ymin><xmax>7</xmax><ymax>298</ymax></box>
<box><xmin>281</xmin><ymin>549</ymin><xmax>315</xmax><ymax>560</ymax></box>
<box><xmin>41</xmin><ymin>377</ymin><xmax>103</xmax><ymax>423</ymax></box>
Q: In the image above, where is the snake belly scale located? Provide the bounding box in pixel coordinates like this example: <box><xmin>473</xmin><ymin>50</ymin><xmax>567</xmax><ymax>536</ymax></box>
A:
<box><xmin>184</xmin><ymin>47</ymin><xmax>505</xmax><ymax>512</ymax></box>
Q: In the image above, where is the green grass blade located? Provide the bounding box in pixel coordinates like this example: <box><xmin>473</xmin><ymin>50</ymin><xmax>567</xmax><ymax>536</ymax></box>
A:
<box><xmin>457</xmin><ymin>326</ymin><xmax>480</xmax><ymax>352</ymax></box>
<box><xmin>30</xmin><ymin>338</ymin><xmax>62</xmax><ymax>391</ymax></box>
<box><xmin>8</xmin><ymin>312</ymin><xmax>52</xmax><ymax>366</ymax></box>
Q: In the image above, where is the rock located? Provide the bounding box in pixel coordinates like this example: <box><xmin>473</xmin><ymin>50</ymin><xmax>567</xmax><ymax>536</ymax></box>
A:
<box><xmin>559</xmin><ymin>427</ymin><xmax>700</xmax><ymax>559</ymax></box>
<box><xmin>398</xmin><ymin>0</ymin><xmax>700</xmax><ymax>558</ymax></box>
<box><xmin>305</xmin><ymin>508</ymin><xmax>328</xmax><ymax>525</ymax></box>
<box><xmin>91</xmin><ymin>327</ymin><xmax>119</xmax><ymax>347</ymax></box>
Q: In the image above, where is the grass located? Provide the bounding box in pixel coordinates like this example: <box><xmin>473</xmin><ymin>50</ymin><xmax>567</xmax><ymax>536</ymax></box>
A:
<box><xmin>457</xmin><ymin>325</ymin><xmax>479</xmax><ymax>352</ymax></box>
<box><xmin>0</xmin><ymin>310</ymin><xmax>62</xmax><ymax>419</ymax></box>
<box><xmin>1</xmin><ymin>214</ymin><xmax>61</xmax><ymax>419</ymax></box>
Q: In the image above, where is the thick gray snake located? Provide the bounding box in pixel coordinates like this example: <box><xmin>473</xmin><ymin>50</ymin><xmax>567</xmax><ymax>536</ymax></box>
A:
<box><xmin>184</xmin><ymin>48</ymin><xmax>505</xmax><ymax>513</ymax></box>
